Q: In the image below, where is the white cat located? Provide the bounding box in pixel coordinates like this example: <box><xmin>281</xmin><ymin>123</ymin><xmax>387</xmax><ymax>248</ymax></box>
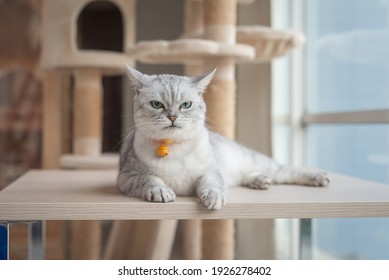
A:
<box><xmin>118</xmin><ymin>65</ymin><xmax>329</xmax><ymax>210</ymax></box>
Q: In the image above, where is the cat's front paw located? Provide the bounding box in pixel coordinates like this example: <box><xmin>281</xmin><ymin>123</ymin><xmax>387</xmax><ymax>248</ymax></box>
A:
<box><xmin>199</xmin><ymin>188</ymin><xmax>226</xmax><ymax>210</ymax></box>
<box><xmin>144</xmin><ymin>185</ymin><xmax>176</xmax><ymax>203</ymax></box>
<box><xmin>312</xmin><ymin>173</ymin><xmax>330</xmax><ymax>187</ymax></box>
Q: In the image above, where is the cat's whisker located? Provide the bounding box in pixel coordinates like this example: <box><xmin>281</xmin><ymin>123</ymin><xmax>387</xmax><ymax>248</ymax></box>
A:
<box><xmin>202</xmin><ymin>118</ymin><xmax>218</xmax><ymax>131</ymax></box>
<box><xmin>120</xmin><ymin>113</ymin><xmax>134</xmax><ymax>118</ymax></box>
<box><xmin>115</xmin><ymin>133</ymin><xmax>133</xmax><ymax>147</ymax></box>
<box><xmin>113</xmin><ymin>131</ymin><xmax>134</xmax><ymax>151</ymax></box>
<box><xmin>121</xmin><ymin>124</ymin><xmax>137</xmax><ymax>132</ymax></box>
<box><xmin>203</xmin><ymin>122</ymin><xmax>213</xmax><ymax>129</ymax></box>
<box><xmin>204</xmin><ymin>117</ymin><xmax>218</xmax><ymax>126</ymax></box>
<box><xmin>115</xmin><ymin>121</ymin><xmax>158</xmax><ymax>150</ymax></box>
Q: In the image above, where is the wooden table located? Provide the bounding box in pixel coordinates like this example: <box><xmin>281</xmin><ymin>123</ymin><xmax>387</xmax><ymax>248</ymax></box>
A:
<box><xmin>1</xmin><ymin>169</ymin><xmax>389</xmax><ymax>259</ymax></box>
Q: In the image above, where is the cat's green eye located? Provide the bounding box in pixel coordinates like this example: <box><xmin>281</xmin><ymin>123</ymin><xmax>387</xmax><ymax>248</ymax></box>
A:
<box><xmin>180</xmin><ymin>102</ymin><xmax>192</xmax><ymax>110</ymax></box>
<box><xmin>151</xmin><ymin>101</ymin><xmax>164</xmax><ymax>109</ymax></box>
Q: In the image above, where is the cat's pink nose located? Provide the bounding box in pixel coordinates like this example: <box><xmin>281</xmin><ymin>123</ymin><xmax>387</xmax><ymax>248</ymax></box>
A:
<box><xmin>168</xmin><ymin>115</ymin><xmax>177</xmax><ymax>122</ymax></box>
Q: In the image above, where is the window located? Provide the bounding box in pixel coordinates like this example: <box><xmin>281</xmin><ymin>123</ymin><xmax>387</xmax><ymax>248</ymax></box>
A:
<box><xmin>272</xmin><ymin>0</ymin><xmax>389</xmax><ymax>259</ymax></box>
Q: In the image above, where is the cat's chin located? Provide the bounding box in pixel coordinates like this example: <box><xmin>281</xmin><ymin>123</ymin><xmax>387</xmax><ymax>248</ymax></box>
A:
<box><xmin>152</xmin><ymin>128</ymin><xmax>200</xmax><ymax>142</ymax></box>
<box><xmin>163</xmin><ymin>125</ymin><xmax>181</xmax><ymax>130</ymax></box>
<box><xmin>136</xmin><ymin>124</ymin><xmax>204</xmax><ymax>142</ymax></box>
<box><xmin>160</xmin><ymin>130</ymin><xmax>190</xmax><ymax>140</ymax></box>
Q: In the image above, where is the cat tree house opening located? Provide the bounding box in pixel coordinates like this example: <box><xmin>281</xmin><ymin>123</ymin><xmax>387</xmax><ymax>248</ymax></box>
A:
<box><xmin>41</xmin><ymin>0</ymin><xmax>133</xmax><ymax>73</ymax></box>
<box><xmin>77</xmin><ymin>1</ymin><xmax>124</xmax><ymax>52</ymax></box>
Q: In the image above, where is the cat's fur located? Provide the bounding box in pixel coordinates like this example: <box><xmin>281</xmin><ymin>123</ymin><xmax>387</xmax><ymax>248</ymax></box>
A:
<box><xmin>118</xmin><ymin>65</ymin><xmax>329</xmax><ymax>210</ymax></box>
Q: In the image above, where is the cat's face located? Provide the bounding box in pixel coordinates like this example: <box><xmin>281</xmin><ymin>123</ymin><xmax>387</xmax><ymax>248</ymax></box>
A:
<box><xmin>126</xmin><ymin>65</ymin><xmax>215</xmax><ymax>141</ymax></box>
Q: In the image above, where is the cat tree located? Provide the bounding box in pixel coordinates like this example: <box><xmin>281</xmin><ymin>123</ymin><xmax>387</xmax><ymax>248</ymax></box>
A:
<box><xmin>40</xmin><ymin>0</ymin><xmax>303</xmax><ymax>260</ymax></box>
<box><xmin>108</xmin><ymin>0</ymin><xmax>305</xmax><ymax>260</ymax></box>
<box><xmin>40</xmin><ymin>0</ymin><xmax>135</xmax><ymax>259</ymax></box>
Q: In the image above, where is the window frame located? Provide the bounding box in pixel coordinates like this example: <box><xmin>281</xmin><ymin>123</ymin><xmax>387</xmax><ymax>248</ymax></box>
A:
<box><xmin>272</xmin><ymin>0</ymin><xmax>389</xmax><ymax>260</ymax></box>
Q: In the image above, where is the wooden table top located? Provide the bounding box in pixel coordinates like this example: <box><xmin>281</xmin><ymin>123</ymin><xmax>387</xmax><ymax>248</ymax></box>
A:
<box><xmin>0</xmin><ymin>169</ymin><xmax>388</xmax><ymax>221</ymax></box>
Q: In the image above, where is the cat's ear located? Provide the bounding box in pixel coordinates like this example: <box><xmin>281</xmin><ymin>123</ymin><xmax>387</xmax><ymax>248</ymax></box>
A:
<box><xmin>191</xmin><ymin>69</ymin><xmax>216</xmax><ymax>95</ymax></box>
<box><xmin>125</xmin><ymin>63</ymin><xmax>148</xmax><ymax>92</ymax></box>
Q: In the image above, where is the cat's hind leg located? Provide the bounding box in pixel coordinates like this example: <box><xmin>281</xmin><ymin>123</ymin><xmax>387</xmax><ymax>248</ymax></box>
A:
<box><xmin>272</xmin><ymin>166</ymin><xmax>329</xmax><ymax>187</ymax></box>
<box><xmin>241</xmin><ymin>173</ymin><xmax>272</xmax><ymax>190</ymax></box>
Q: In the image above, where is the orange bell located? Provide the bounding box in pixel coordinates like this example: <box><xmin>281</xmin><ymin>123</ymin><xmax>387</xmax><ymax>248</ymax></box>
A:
<box><xmin>157</xmin><ymin>145</ymin><xmax>170</xmax><ymax>157</ymax></box>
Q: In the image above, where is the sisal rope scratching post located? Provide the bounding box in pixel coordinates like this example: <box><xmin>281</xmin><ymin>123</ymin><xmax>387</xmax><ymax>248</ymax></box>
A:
<box><xmin>73</xmin><ymin>70</ymin><xmax>103</xmax><ymax>155</ymax></box>
<box><xmin>182</xmin><ymin>0</ymin><xmax>204</xmax><ymax>39</ymax></box>
<box><xmin>182</xmin><ymin>219</ymin><xmax>202</xmax><ymax>259</ymax></box>
<box><xmin>71</xmin><ymin>69</ymin><xmax>103</xmax><ymax>259</ymax></box>
<box><xmin>183</xmin><ymin>61</ymin><xmax>205</xmax><ymax>260</ymax></box>
<box><xmin>71</xmin><ymin>221</ymin><xmax>101</xmax><ymax>259</ymax></box>
<box><xmin>202</xmin><ymin>0</ymin><xmax>237</xmax><ymax>260</ymax></box>
<box><xmin>180</xmin><ymin>0</ymin><xmax>205</xmax><ymax>261</ymax></box>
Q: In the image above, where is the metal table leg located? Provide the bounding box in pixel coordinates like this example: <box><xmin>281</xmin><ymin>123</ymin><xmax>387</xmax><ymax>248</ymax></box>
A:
<box><xmin>0</xmin><ymin>221</ymin><xmax>45</xmax><ymax>260</ymax></box>
<box><xmin>0</xmin><ymin>222</ymin><xmax>10</xmax><ymax>260</ymax></box>
<box><xmin>28</xmin><ymin>221</ymin><xmax>45</xmax><ymax>260</ymax></box>
<box><xmin>299</xmin><ymin>218</ymin><xmax>313</xmax><ymax>260</ymax></box>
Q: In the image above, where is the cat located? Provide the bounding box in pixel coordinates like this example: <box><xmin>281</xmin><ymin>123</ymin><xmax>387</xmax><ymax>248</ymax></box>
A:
<box><xmin>118</xmin><ymin>64</ymin><xmax>329</xmax><ymax>210</ymax></box>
